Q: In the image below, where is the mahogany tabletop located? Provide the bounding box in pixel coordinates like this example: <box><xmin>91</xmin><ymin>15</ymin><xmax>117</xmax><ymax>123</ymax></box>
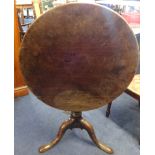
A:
<box><xmin>20</xmin><ymin>3</ymin><xmax>139</xmax><ymax>111</ymax></box>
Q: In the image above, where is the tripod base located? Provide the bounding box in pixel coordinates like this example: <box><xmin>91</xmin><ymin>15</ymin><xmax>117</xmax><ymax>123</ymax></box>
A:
<box><xmin>39</xmin><ymin>112</ymin><xmax>113</xmax><ymax>154</ymax></box>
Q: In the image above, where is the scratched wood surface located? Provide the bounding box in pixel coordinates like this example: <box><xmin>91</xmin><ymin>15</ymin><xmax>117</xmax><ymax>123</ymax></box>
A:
<box><xmin>20</xmin><ymin>3</ymin><xmax>139</xmax><ymax>111</ymax></box>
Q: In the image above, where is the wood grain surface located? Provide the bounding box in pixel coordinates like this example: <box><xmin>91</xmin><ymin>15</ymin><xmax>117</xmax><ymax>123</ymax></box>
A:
<box><xmin>20</xmin><ymin>3</ymin><xmax>139</xmax><ymax>111</ymax></box>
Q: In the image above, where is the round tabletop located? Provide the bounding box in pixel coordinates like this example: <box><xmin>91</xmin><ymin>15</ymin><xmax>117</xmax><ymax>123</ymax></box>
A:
<box><xmin>20</xmin><ymin>3</ymin><xmax>139</xmax><ymax>111</ymax></box>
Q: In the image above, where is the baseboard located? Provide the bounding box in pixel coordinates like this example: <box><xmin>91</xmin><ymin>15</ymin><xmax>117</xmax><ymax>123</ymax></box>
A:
<box><xmin>14</xmin><ymin>86</ymin><xmax>29</xmax><ymax>97</ymax></box>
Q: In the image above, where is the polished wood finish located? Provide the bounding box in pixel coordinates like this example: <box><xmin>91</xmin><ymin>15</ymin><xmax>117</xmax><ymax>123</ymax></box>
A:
<box><xmin>14</xmin><ymin>86</ymin><xmax>29</xmax><ymax>97</ymax></box>
<box><xmin>14</xmin><ymin>6</ymin><xmax>28</xmax><ymax>97</ymax></box>
<box><xmin>19</xmin><ymin>3</ymin><xmax>139</xmax><ymax>153</ymax></box>
<box><xmin>39</xmin><ymin>112</ymin><xmax>113</xmax><ymax>154</ymax></box>
<box><xmin>20</xmin><ymin>3</ymin><xmax>139</xmax><ymax>111</ymax></box>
